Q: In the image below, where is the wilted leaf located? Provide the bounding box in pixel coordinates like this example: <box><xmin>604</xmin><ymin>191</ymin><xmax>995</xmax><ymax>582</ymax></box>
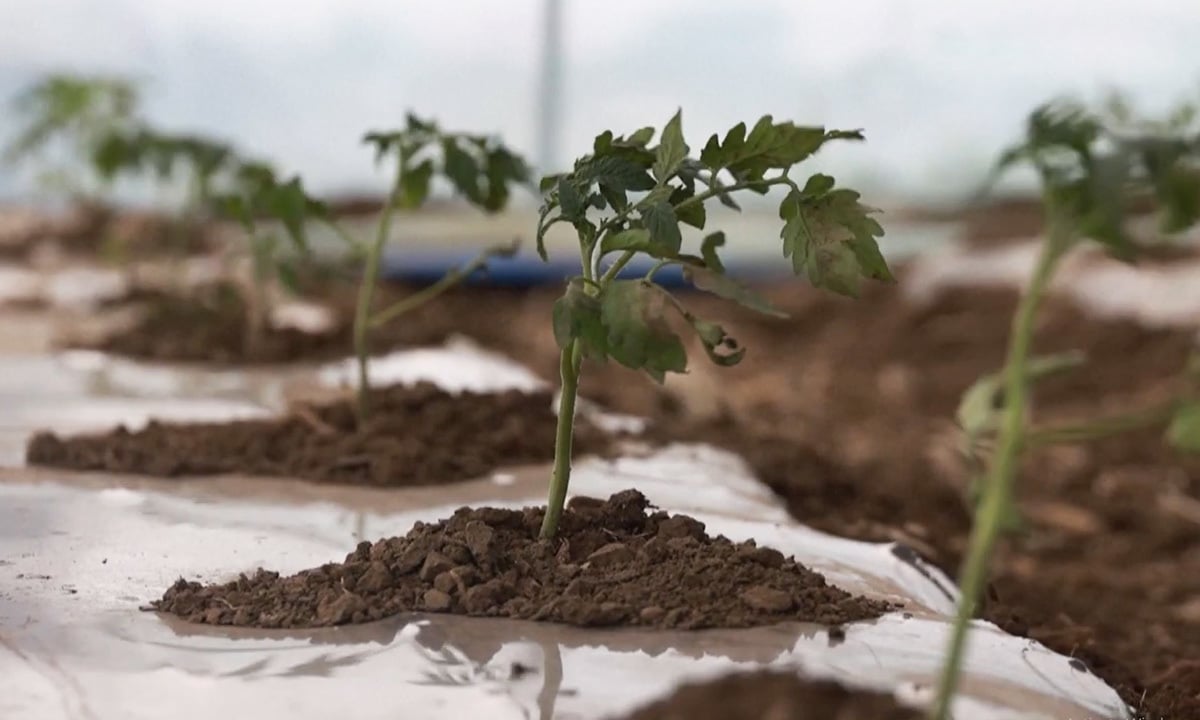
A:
<box><xmin>600</xmin><ymin>280</ymin><xmax>687</xmax><ymax>382</ymax></box>
<box><xmin>700</xmin><ymin>231</ymin><xmax>726</xmax><ymax>272</ymax></box>
<box><xmin>688</xmin><ymin>317</ymin><xmax>745</xmax><ymax>366</ymax></box>
<box><xmin>552</xmin><ymin>278</ymin><xmax>607</xmax><ymax>357</ymax></box>
<box><xmin>780</xmin><ymin>184</ymin><xmax>890</xmax><ymax>297</ymax></box>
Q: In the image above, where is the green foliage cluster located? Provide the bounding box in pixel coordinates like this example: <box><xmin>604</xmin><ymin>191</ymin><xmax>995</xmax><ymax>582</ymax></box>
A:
<box><xmin>536</xmin><ymin>110</ymin><xmax>889</xmax><ymax>388</ymax></box>
<box><xmin>4</xmin><ymin>74</ymin><xmax>140</xmax><ymax>196</ymax></box>
<box><xmin>533</xmin><ymin>110</ymin><xmax>892</xmax><ymax>538</ymax></box>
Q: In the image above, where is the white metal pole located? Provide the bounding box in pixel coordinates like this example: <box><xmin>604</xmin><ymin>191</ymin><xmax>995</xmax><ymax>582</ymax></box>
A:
<box><xmin>536</xmin><ymin>0</ymin><xmax>564</xmax><ymax>176</ymax></box>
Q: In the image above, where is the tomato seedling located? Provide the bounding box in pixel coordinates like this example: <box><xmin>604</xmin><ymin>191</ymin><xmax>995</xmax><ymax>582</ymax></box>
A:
<box><xmin>215</xmin><ymin>162</ymin><xmax>329</xmax><ymax>354</ymax></box>
<box><xmin>91</xmin><ymin>126</ymin><xmax>239</xmax><ymax>251</ymax></box>
<box><xmin>3</xmin><ymin>73</ymin><xmax>140</xmax><ymax>201</ymax></box>
<box><xmin>534</xmin><ymin>110</ymin><xmax>893</xmax><ymax>538</ymax></box>
<box><xmin>254</xmin><ymin>114</ymin><xmax>531</xmax><ymax>421</ymax></box>
<box><xmin>931</xmin><ymin>97</ymin><xmax>1200</xmax><ymax>720</ymax></box>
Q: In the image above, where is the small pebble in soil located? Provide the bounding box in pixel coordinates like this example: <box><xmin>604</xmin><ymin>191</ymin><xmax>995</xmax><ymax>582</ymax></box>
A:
<box><xmin>152</xmin><ymin>490</ymin><xmax>897</xmax><ymax>630</ymax></box>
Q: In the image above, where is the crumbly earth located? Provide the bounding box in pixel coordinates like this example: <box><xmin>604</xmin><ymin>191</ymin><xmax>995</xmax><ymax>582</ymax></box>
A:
<box><xmin>617</xmin><ymin>671</ymin><xmax>922</xmax><ymax>720</ymax></box>
<box><xmin>26</xmin><ymin>382</ymin><xmax>611</xmax><ymax>487</ymax></box>
<box><xmin>152</xmin><ymin>490</ymin><xmax>894</xmax><ymax>630</ymax></box>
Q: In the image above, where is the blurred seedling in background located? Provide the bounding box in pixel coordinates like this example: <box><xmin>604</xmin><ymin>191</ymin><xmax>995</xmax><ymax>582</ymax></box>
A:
<box><xmin>3</xmin><ymin>73</ymin><xmax>140</xmax><ymax>202</ymax></box>
<box><xmin>533</xmin><ymin>110</ymin><xmax>893</xmax><ymax>538</ymax></box>
<box><xmin>932</xmin><ymin>96</ymin><xmax>1200</xmax><ymax>720</ymax></box>
<box><xmin>214</xmin><ymin>162</ymin><xmax>329</xmax><ymax>355</ymax></box>
<box><xmin>255</xmin><ymin>114</ymin><xmax>531</xmax><ymax>422</ymax></box>
<box><xmin>91</xmin><ymin>126</ymin><xmax>238</xmax><ymax>259</ymax></box>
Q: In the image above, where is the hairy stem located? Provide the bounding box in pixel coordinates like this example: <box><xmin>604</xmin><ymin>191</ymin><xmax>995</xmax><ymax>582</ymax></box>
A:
<box><xmin>930</xmin><ymin>218</ymin><xmax>1068</xmax><ymax>720</ymax></box>
<box><xmin>352</xmin><ymin>168</ymin><xmax>404</xmax><ymax>423</ymax></box>
<box><xmin>540</xmin><ymin>340</ymin><xmax>583</xmax><ymax>539</ymax></box>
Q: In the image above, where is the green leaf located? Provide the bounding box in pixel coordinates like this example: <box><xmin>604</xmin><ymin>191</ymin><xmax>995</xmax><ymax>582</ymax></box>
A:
<box><xmin>700</xmin><ymin>231</ymin><xmax>726</xmax><ymax>272</ymax></box>
<box><xmin>399</xmin><ymin>159</ymin><xmax>434</xmax><ymax>209</ymax></box>
<box><xmin>599</xmin><ymin>228</ymin><xmax>655</xmax><ymax>256</ymax></box>
<box><xmin>600</xmin><ymin>280</ymin><xmax>687</xmax><ymax>382</ymax></box>
<box><xmin>1167</xmin><ymin>401</ymin><xmax>1200</xmax><ymax>453</ymax></box>
<box><xmin>640</xmin><ymin>202</ymin><xmax>683</xmax><ymax>255</ymax></box>
<box><xmin>557</xmin><ymin>177</ymin><xmax>585</xmax><ymax>220</ymax></box>
<box><xmin>578</xmin><ymin>155</ymin><xmax>656</xmax><ymax>192</ymax></box>
<box><xmin>552</xmin><ymin>278</ymin><xmax>607</xmax><ymax>358</ymax></box>
<box><xmin>442</xmin><ymin>138</ymin><xmax>481</xmax><ymax>202</ymax></box>
<box><xmin>269</xmin><ymin>177</ymin><xmax>313</xmax><ymax>250</ymax></box>
<box><xmin>683</xmin><ymin>265</ymin><xmax>787</xmax><ymax>318</ymax></box>
<box><xmin>671</xmin><ymin>186</ymin><xmax>706</xmax><ymax>229</ymax></box>
<box><xmin>780</xmin><ymin>184</ymin><xmax>891</xmax><ymax>297</ymax></box>
<box><xmin>653</xmin><ymin>109</ymin><xmax>688</xmax><ymax>184</ymax></box>
<box><xmin>627</xmin><ymin>126</ymin><xmax>655</xmax><ymax>147</ymax></box>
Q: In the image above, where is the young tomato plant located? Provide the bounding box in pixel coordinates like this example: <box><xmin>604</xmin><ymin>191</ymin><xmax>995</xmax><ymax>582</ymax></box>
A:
<box><xmin>3</xmin><ymin>73</ymin><xmax>139</xmax><ymax>200</ymax></box>
<box><xmin>215</xmin><ymin>161</ymin><xmax>327</xmax><ymax>354</ymax></box>
<box><xmin>535</xmin><ymin>110</ymin><xmax>893</xmax><ymax>538</ymax></box>
<box><xmin>931</xmin><ymin>99</ymin><xmax>1200</xmax><ymax>720</ymax></box>
<box><xmin>87</xmin><ymin>125</ymin><xmax>240</xmax><ymax>262</ymax></box>
<box><xmin>257</xmin><ymin>114</ymin><xmax>530</xmax><ymax>422</ymax></box>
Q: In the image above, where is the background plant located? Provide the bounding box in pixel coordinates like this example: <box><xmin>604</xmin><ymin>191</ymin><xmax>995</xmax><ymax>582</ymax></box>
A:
<box><xmin>91</xmin><ymin>125</ymin><xmax>238</xmax><ymax>252</ymax></box>
<box><xmin>534</xmin><ymin>110</ymin><xmax>893</xmax><ymax>538</ymax></box>
<box><xmin>932</xmin><ymin>97</ymin><xmax>1200</xmax><ymax>720</ymax></box>
<box><xmin>3</xmin><ymin>73</ymin><xmax>140</xmax><ymax>201</ymax></box>
<box><xmin>257</xmin><ymin>113</ymin><xmax>530</xmax><ymax>421</ymax></box>
<box><xmin>215</xmin><ymin>161</ymin><xmax>329</xmax><ymax>354</ymax></box>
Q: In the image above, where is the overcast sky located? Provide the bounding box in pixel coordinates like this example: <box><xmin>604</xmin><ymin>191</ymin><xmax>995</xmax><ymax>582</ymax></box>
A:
<box><xmin>2</xmin><ymin>0</ymin><xmax>1198</xmax><ymax>204</ymax></box>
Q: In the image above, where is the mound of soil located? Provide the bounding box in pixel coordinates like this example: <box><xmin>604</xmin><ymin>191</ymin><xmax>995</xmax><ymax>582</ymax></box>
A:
<box><xmin>80</xmin><ymin>278</ymin><xmax>547</xmax><ymax>366</ymax></box>
<box><xmin>85</xmin><ymin>281</ymin><xmax>351</xmax><ymax>364</ymax></box>
<box><xmin>0</xmin><ymin>203</ymin><xmax>211</xmax><ymax>262</ymax></box>
<box><xmin>152</xmin><ymin>489</ymin><xmax>893</xmax><ymax>630</ymax></box>
<box><xmin>26</xmin><ymin>382</ymin><xmax>611</xmax><ymax>487</ymax></box>
<box><xmin>618</xmin><ymin>671</ymin><xmax>921</xmax><ymax>720</ymax></box>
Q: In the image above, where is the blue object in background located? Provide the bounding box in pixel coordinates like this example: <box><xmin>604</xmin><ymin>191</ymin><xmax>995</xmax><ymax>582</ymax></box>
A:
<box><xmin>379</xmin><ymin>249</ymin><xmax>786</xmax><ymax>289</ymax></box>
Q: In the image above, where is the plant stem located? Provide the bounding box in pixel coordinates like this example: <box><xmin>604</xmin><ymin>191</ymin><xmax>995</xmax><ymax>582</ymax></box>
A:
<box><xmin>369</xmin><ymin>243</ymin><xmax>510</xmax><ymax>328</ymax></box>
<box><xmin>352</xmin><ymin>169</ymin><xmax>404</xmax><ymax>423</ymax></box>
<box><xmin>540</xmin><ymin>339</ymin><xmax>583</xmax><ymax>539</ymax></box>
<box><xmin>244</xmin><ymin>238</ymin><xmax>270</xmax><ymax>355</ymax></box>
<box><xmin>930</xmin><ymin>219</ymin><xmax>1068</xmax><ymax>720</ymax></box>
<box><xmin>1027</xmin><ymin>401</ymin><xmax>1179</xmax><ymax>448</ymax></box>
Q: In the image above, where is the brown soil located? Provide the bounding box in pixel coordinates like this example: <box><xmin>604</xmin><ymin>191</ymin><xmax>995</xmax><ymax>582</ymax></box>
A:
<box><xmin>151</xmin><ymin>489</ymin><xmax>893</xmax><ymax>630</ymax></box>
<box><xmin>617</xmin><ymin>671</ymin><xmax>921</xmax><ymax>720</ymax></box>
<box><xmin>83</xmin><ymin>281</ymin><xmax>351</xmax><ymax>364</ymax></box>
<box><xmin>0</xmin><ymin>203</ymin><xmax>212</xmax><ymax>262</ymax></box>
<box><xmin>78</xmin><ymin>278</ymin><xmax>548</xmax><ymax>366</ymax></box>
<box><xmin>25</xmin><ymin>382</ymin><xmax>612</xmax><ymax>487</ymax></box>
